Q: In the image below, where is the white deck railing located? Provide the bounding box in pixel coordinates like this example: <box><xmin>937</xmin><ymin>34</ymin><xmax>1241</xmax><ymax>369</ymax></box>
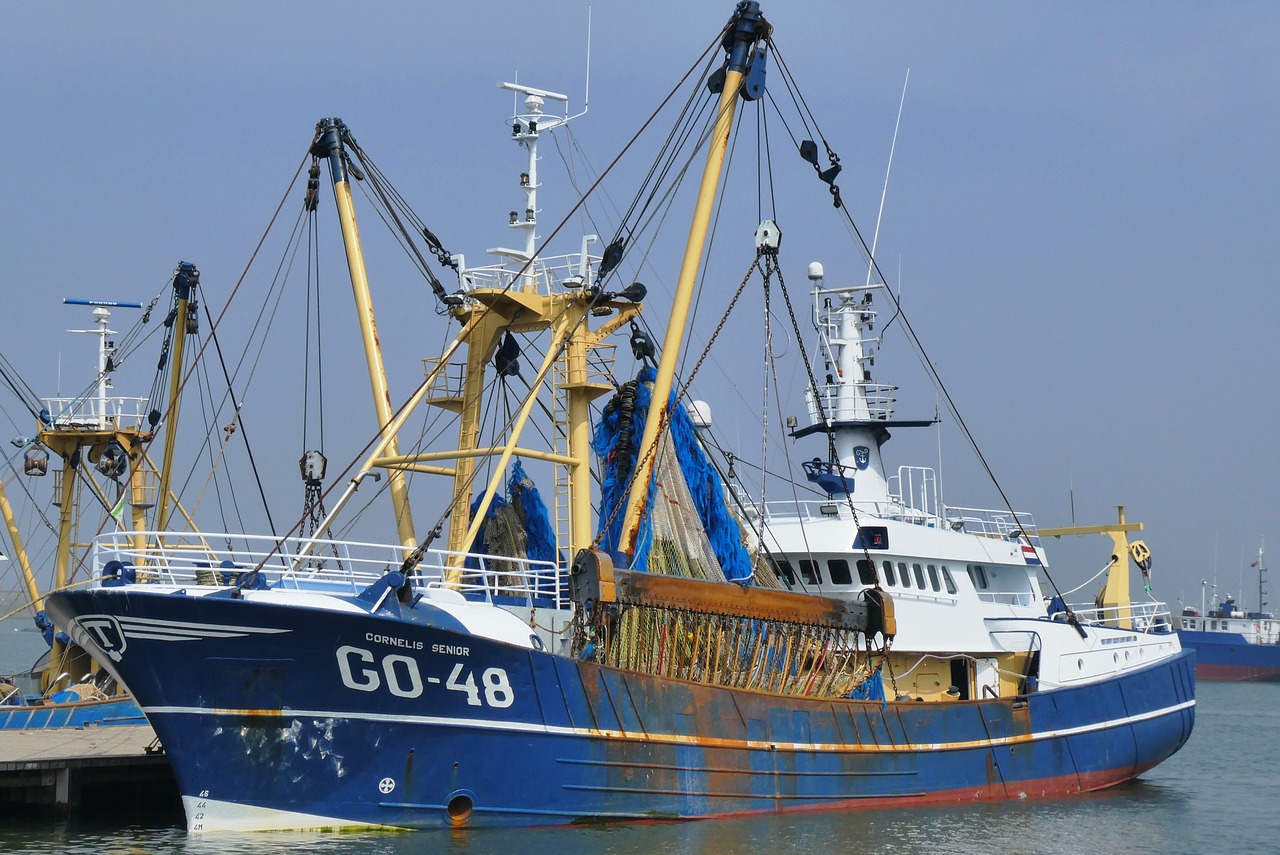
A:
<box><xmin>41</xmin><ymin>396</ymin><xmax>150</xmax><ymax>430</ymax></box>
<box><xmin>1049</xmin><ymin>598</ymin><xmax>1174</xmax><ymax>633</ymax></box>
<box><xmin>942</xmin><ymin>506</ymin><xmax>1038</xmax><ymax>540</ymax></box>
<box><xmin>458</xmin><ymin>250</ymin><xmax>600</xmax><ymax>297</ymax></box>
<box><xmin>757</xmin><ymin>498</ymin><xmax>1038</xmax><ymax>540</ymax></box>
<box><xmin>90</xmin><ymin>531</ymin><xmax>568</xmax><ymax>610</ymax></box>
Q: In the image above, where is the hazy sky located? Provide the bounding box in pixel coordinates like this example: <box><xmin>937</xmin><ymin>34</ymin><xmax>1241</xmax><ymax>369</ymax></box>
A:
<box><xmin>2</xmin><ymin>1</ymin><xmax>1279</xmax><ymax>612</ymax></box>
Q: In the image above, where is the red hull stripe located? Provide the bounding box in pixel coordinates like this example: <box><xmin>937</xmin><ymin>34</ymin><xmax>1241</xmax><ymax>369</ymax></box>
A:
<box><xmin>1196</xmin><ymin>664</ymin><xmax>1280</xmax><ymax>682</ymax></box>
<box><xmin>637</xmin><ymin>763</ymin><xmax>1166</xmax><ymax>822</ymax></box>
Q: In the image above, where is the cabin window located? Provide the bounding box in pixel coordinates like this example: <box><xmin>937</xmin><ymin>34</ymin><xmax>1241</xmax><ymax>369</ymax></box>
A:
<box><xmin>857</xmin><ymin>559</ymin><xmax>877</xmax><ymax>586</ymax></box>
<box><xmin>898</xmin><ymin>561</ymin><xmax>912</xmax><ymax>589</ymax></box>
<box><xmin>941</xmin><ymin>566</ymin><xmax>957</xmax><ymax>594</ymax></box>
<box><xmin>906</xmin><ymin>560</ymin><xmax>926</xmax><ymax>588</ymax></box>
<box><xmin>967</xmin><ymin>564</ymin><xmax>989</xmax><ymax>590</ymax></box>
<box><xmin>912</xmin><ymin>563</ymin><xmax>926</xmax><ymax>589</ymax></box>
<box><xmin>828</xmin><ymin>559</ymin><xmax>852</xmax><ymax>585</ymax></box>
<box><xmin>799</xmin><ymin>559</ymin><xmax>822</xmax><ymax>585</ymax></box>
<box><xmin>773</xmin><ymin>559</ymin><xmax>796</xmax><ymax>586</ymax></box>
<box><xmin>882</xmin><ymin>560</ymin><xmax>897</xmax><ymax>586</ymax></box>
<box><xmin>927</xmin><ymin>564</ymin><xmax>941</xmax><ymax>592</ymax></box>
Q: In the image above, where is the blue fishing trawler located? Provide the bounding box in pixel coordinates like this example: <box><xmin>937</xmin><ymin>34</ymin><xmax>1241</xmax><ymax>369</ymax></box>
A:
<box><xmin>1177</xmin><ymin>543</ymin><xmax>1279</xmax><ymax>681</ymax></box>
<box><xmin>45</xmin><ymin>2</ymin><xmax>1193</xmax><ymax>832</ymax></box>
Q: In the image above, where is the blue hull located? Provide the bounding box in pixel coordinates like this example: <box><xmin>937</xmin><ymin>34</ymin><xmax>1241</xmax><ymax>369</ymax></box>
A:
<box><xmin>46</xmin><ymin>589</ymin><xmax>1196</xmax><ymax>831</ymax></box>
<box><xmin>1178</xmin><ymin>630</ymin><xmax>1280</xmax><ymax>681</ymax></box>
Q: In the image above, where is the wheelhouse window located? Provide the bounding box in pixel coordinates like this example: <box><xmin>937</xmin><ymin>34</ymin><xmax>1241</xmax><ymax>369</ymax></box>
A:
<box><xmin>828</xmin><ymin>559</ymin><xmax>852</xmax><ymax>585</ymax></box>
<box><xmin>857</xmin><ymin>559</ymin><xmax>877</xmax><ymax>586</ymax></box>
<box><xmin>898</xmin><ymin>561</ymin><xmax>911</xmax><ymax>589</ymax></box>
<box><xmin>772</xmin><ymin>559</ymin><xmax>796</xmax><ymax>586</ymax></box>
<box><xmin>882</xmin><ymin>560</ymin><xmax>897</xmax><ymax>586</ymax></box>
<box><xmin>912</xmin><ymin>563</ymin><xmax>926</xmax><ymax>589</ymax></box>
<box><xmin>927</xmin><ymin>564</ymin><xmax>941</xmax><ymax>592</ymax></box>
<box><xmin>799</xmin><ymin>559</ymin><xmax>822</xmax><ymax>585</ymax></box>
<box><xmin>941</xmin><ymin>566</ymin><xmax>958</xmax><ymax>594</ymax></box>
<box><xmin>967</xmin><ymin>564</ymin><xmax>989</xmax><ymax>590</ymax></box>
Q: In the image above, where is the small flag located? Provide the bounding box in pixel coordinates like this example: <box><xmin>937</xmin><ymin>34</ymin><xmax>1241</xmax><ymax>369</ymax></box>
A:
<box><xmin>109</xmin><ymin>493</ymin><xmax>127</xmax><ymax>522</ymax></box>
<box><xmin>1251</xmin><ymin>561</ymin><xmax>1260</xmax><ymax>568</ymax></box>
<box><xmin>1021</xmin><ymin>544</ymin><xmax>1041</xmax><ymax>566</ymax></box>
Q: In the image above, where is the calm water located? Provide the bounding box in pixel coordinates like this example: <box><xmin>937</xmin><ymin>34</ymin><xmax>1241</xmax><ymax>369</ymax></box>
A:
<box><xmin>1</xmin><ymin>680</ymin><xmax>1276</xmax><ymax>855</ymax></box>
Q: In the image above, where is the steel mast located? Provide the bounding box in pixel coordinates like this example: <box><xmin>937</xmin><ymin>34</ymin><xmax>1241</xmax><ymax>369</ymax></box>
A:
<box><xmin>153</xmin><ymin>263</ymin><xmax>197</xmax><ymax>533</ymax></box>
<box><xmin>620</xmin><ymin>2</ymin><xmax>768</xmax><ymax>557</ymax></box>
<box><xmin>312</xmin><ymin>120</ymin><xmax>417</xmax><ymax>550</ymax></box>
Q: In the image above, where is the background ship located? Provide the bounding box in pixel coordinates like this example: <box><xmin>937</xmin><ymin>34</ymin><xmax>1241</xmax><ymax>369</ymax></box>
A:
<box><xmin>1177</xmin><ymin>542</ymin><xmax>1279</xmax><ymax>681</ymax></box>
<box><xmin>1</xmin><ymin>282</ymin><xmax>205</xmax><ymax>732</ymax></box>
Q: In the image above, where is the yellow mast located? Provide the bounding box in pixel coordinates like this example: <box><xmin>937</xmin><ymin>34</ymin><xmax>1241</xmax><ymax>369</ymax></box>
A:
<box><xmin>620</xmin><ymin>5</ymin><xmax>767</xmax><ymax>558</ymax></box>
<box><xmin>36</xmin><ymin>299</ymin><xmax>144</xmax><ymax>593</ymax></box>
<box><xmin>154</xmin><ymin>263</ymin><xmax>197</xmax><ymax>533</ymax></box>
<box><xmin>446</xmin><ymin>312</ymin><xmax>509</xmax><ymax>557</ymax></box>
<box><xmin>0</xmin><ymin>475</ymin><xmax>41</xmax><ymax>611</ymax></box>
<box><xmin>129</xmin><ymin>459</ymin><xmax>151</xmax><ymax>555</ymax></box>
<box><xmin>313</xmin><ymin>120</ymin><xmax>417</xmax><ymax>551</ymax></box>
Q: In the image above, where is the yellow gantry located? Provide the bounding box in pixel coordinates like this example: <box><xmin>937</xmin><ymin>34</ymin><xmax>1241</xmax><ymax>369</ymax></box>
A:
<box><xmin>438</xmin><ymin>288</ymin><xmax>638</xmax><ymax>581</ymax></box>
<box><xmin>1039</xmin><ymin>506</ymin><xmax>1147</xmax><ymax>629</ymax></box>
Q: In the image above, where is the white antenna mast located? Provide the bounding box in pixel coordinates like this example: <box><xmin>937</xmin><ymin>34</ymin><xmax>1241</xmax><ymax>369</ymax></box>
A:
<box><xmin>866</xmin><ymin>68</ymin><xmax>910</xmax><ymax>286</ymax></box>
<box><xmin>583</xmin><ymin>6</ymin><xmax>592</xmax><ymax>114</ymax></box>
<box><xmin>491</xmin><ymin>9</ymin><xmax>594</xmax><ymax>270</ymax></box>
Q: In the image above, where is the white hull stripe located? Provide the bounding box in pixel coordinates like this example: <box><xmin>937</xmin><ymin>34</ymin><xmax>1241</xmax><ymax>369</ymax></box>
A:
<box><xmin>79</xmin><ymin>614</ymin><xmax>291</xmax><ymax>642</ymax></box>
<box><xmin>144</xmin><ymin>698</ymin><xmax>1195</xmax><ymax>755</ymax></box>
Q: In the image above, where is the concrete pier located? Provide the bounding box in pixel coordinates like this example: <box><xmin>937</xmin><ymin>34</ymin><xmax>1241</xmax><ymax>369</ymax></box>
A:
<box><xmin>0</xmin><ymin>724</ymin><xmax>178</xmax><ymax>817</ymax></box>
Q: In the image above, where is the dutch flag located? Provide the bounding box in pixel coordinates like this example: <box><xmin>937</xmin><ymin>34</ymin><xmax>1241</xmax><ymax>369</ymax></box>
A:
<box><xmin>1021</xmin><ymin>544</ymin><xmax>1042</xmax><ymax>565</ymax></box>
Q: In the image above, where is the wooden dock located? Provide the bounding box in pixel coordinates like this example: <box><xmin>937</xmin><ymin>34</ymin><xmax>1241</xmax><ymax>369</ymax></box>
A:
<box><xmin>0</xmin><ymin>724</ymin><xmax>179</xmax><ymax>818</ymax></box>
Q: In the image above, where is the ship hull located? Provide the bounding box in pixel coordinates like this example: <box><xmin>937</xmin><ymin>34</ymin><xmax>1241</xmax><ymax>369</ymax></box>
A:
<box><xmin>47</xmin><ymin>588</ymin><xmax>1196</xmax><ymax>832</ymax></box>
<box><xmin>1178</xmin><ymin>631</ymin><xmax>1280</xmax><ymax>681</ymax></box>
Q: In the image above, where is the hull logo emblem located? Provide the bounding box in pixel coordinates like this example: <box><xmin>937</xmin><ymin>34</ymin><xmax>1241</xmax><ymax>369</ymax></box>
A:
<box><xmin>73</xmin><ymin>616</ymin><xmax>127</xmax><ymax>661</ymax></box>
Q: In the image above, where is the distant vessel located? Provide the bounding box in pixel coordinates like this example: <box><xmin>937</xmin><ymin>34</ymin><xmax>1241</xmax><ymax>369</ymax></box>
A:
<box><xmin>46</xmin><ymin>2</ymin><xmax>1193</xmax><ymax>833</ymax></box>
<box><xmin>1</xmin><ymin>279</ymin><xmax>200</xmax><ymax>731</ymax></box>
<box><xmin>1177</xmin><ymin>542</ymin><xmax>1279</xmax><ymax>681</ymax></box>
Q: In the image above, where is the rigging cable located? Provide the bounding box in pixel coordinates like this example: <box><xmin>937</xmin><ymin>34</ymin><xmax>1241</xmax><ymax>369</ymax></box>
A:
<box><xmin>765</xmin><ymin>38</ymin><xmax>1076</xmax><ymax>616</ymax></box>
<box><xmin>242</xmin><ymin>30</ymin><xmax>733</xmax><ymax>582</ymax></box>
<box><xmin>129</xmin><ymin>152</ymin><xmax>312</xmax><ymax>546</ymax></box>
